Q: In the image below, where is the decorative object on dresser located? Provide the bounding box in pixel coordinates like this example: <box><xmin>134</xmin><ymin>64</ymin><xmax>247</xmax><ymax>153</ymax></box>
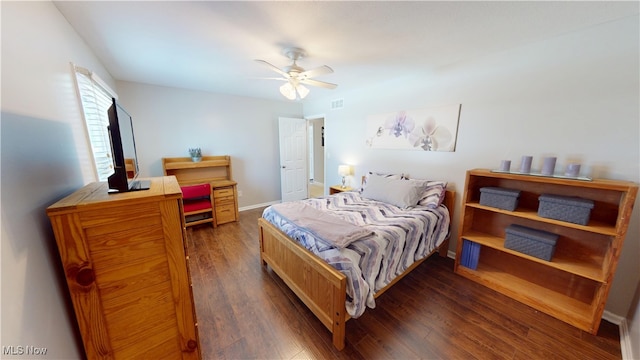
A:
<box><xmin>188</xmin><ymin>147</ymin><xmax>202</xmax><ymax>162</ymax></box>
<box><xmin>541</xmin><ymin>156</ymin><xmax>557</xmax><ymax>176</ymax></box>
<box><xmin>498</xmin><ymin>159</ymin><xmax>511</xmax><ymax>172</ymax></box>
<box><xmin>163</xmin><ymin>155</ymin><xmax>239</xmax><ymax>226</ymax></box>
<box><xmin>455</xmin><ymin>169</ymin><xmax>637</xmax><ymax>335</ymax></box>
<box><xmin>494</xmin><ymin>157</ymin><xmax>590</xmax><ymax>180</ymax></box>
<box><xmin>259</xmin><ymin>175</ymin><xmax>455</xmax><ymax>350</ymax></box>
<box><xmin>565</xmin><ymin>163</ymin><xmax>581</xmax><ymax>177</ymax></box>
<box><xmin>519</xmin><ymin>155</ymin><xmax>533</xmax><ymax>173</ymax></box>
<box><xmin>46</xmin><ymin>176</ymin><xmax>201</xmax><ymax>359</ymax></box>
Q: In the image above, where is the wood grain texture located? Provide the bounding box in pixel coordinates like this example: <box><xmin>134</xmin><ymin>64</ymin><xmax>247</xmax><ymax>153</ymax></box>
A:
<box><xmin>187</xmin><ymin>207</ymin><xmax>621</xmax><ymax>359</ymax></box>
<box><xmin>258</xmin><ymin>190</ymin><xmax>455</xmax><ymax>350</ymax></box>
<box><xmin>47</xmin><ymin>177</ymin><xmax>200</xmax><ymax>359</ymax></box>
<box><xmin>455</xmin><ymin>169</ymin><xmax>638</xmax><ymax>335</ymax></box>
<box><xmin>163</xmin><ymin>156</ymin><xmax>239</xmax><ymax>226</ymax></box>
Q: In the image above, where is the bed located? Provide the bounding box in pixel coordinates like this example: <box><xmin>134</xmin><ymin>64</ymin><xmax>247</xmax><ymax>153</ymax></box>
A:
<box><xmin>258</xmin><ymin>174</ymin><xmax>455</xmax><ymax>350</ymax></box>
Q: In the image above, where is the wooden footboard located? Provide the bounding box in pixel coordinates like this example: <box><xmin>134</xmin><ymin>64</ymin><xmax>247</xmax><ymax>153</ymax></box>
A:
<box><xmin>259</xmin><ymin>217</ymin><xmax>348</xmax><ymax>349</ymax></box>
<box><xmin>259</xmin><ymin>190</ymin><xmax>455</xmax><ymax>350</ymax></box>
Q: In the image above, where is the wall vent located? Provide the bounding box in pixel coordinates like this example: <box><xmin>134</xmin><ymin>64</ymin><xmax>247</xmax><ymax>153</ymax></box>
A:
<box><xmin>330</xmin><ymin>98</ymin><xmax>344</xmax><ymax>110</ymax></box>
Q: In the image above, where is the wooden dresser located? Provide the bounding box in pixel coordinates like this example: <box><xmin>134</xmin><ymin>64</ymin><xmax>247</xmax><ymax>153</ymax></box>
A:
<box><xmin>163</xmin><ymin>155</ymin><xmax>239</xmax><ymax>226</ymax></box>
<box><xmin>47</xmin><ymin>176</ymin><xmax>201</xmax><ymax>359</ymax></box>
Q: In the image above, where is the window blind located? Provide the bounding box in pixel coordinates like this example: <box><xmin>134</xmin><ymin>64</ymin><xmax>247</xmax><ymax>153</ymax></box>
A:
<box><xmin>74</xmin><ymin>65</ymin><xmax>118</xmax><ymax>181</ymax></box>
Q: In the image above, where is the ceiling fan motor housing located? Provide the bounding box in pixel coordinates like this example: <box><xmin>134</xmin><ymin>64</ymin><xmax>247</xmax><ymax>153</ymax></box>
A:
<box><xmin>283</xmin><ymin>47</ymin><xmax>307</xmax><ymax>61</ymax></box>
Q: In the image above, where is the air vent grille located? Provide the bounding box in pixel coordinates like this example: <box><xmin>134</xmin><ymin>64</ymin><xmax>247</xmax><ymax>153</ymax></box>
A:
<box><xmin>330</xmin><ymin>99</ymin><xmax>344</xmax><ymax>110</ymax></box>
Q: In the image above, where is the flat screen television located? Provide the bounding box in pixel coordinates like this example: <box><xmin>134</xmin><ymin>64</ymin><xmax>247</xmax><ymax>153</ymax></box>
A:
<box><xmin>107</xmin><ymin>98</ymin><xmax>150</xmax><ymax>193</ymax></box>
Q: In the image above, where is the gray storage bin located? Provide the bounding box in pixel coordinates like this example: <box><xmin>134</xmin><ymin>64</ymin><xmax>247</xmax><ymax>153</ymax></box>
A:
<box><xmin>479</xmin><ymin>187</ymin><xmax>521</xmax><ymax>211</ymax></box>
<box><xmin>538</xmin><ymin>194</ymin><xmax>594</xmax><ymax>225</ymax></box>
<box><xmin>505</xmin><ymin>224</ymin><xmax>558</xmax><ymax>261</ymax></box>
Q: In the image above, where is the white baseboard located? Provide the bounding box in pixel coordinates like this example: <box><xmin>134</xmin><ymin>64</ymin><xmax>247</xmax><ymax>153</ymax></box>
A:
<box><xmin>618</xmin><ymin>317</ymin><xmax>633</xmax><ymax>360</ymax></box>
<box><xmin>603</xmin><ymin>310</ymin><xmax>625</xmax><ymax>325</ymax></box>
<box><xmin>239</xmin><ymin>200</ymin><xmax>280</xmax><ymax>212</ymax></box>
<box><xmin>602</xmin><ymin>311</ymin><xmax>634</xmax><ymax>360</ymax></box>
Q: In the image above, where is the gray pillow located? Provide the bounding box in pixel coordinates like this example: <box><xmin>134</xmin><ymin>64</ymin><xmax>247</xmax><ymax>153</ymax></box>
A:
<box><xmin>361</xmin><ymin>175</ymin><xmax>425</xmax><ymax>209</ymax></box>
<box><xmin>402</xmin><ymin>178</ymin><xmax>448</xmax><ymax>208</ymax></box>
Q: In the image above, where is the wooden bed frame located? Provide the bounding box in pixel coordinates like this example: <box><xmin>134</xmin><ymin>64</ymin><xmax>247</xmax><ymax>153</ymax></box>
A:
<box><xmin>258</xmin><ymin>190</ymin><xmax>456</xmax><ymax>350</ymax></box>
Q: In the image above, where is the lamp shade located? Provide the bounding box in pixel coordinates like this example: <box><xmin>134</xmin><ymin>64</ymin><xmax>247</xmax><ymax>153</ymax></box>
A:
<box><xmin>338</xmin><ymin>165</ymin><xmax>351</xmax><ymax>176</ymax></box>
<box><xmin>296</xmin><ymin>84</ymin><xmax>309</xmax><ymax>99</ymax></box>
<box><xmin>279</xmin><ymin>82</ymin><xmax>296</xmax><ymax>100</ymax></box>
<box><xmin>280</xmin><ymin>81</ymin><xmax>309</xmax><ymax>100</ymax></box>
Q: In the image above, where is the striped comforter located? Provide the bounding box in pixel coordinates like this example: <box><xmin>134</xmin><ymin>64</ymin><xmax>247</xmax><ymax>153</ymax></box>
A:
<box><xmin>261</xmin><ymin>191</ymin><xmax>450</xmax><ymax>318</ymax></box>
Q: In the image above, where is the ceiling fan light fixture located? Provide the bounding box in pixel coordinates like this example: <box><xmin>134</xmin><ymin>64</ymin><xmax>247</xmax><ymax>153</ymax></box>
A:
<box><xmin>279</xmin><ymin>82</ymin><xmax>297</xmax><ymax>100</ymax></box>
<box><xmin>257</xmin><ymin>46</ymin><xmax>335</xmax><ymax>100</ymax></box>
<box><xmin>296</xmin><ymin>84</ymin><xmax>309</xmax><ymax>99</ymax></box>
<box><xmin>280</xmin><ymin>81</ymin><xmax>309</xmax><ymax>100</ymax></box>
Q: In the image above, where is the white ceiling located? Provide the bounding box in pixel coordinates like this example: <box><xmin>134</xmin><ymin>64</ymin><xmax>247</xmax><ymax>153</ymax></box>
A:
<box><xmin>54</xmin><ymin>1</ymin><xmax>639</xmax><ymax>102</ymax></box>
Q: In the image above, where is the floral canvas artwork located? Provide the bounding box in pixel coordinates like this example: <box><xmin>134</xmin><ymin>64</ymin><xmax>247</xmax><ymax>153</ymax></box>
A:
<box><xmin>366</xmin><ymin>104</ymin><xmax>461</xmax><ymax>151</ymax></box>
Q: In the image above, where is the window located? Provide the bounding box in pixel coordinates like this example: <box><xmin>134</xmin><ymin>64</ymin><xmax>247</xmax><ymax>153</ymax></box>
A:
<box><xmin>73</xmin><ymin>65</ymin><xmax>118</xmax><ymax>181</ymax></box>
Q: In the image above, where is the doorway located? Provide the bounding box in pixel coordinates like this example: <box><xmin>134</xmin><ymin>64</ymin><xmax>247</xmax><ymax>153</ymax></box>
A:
<box><xmin>307</xmin><ymin>116</ymin><xmax>325</xmax><ymax>198</ymax></box>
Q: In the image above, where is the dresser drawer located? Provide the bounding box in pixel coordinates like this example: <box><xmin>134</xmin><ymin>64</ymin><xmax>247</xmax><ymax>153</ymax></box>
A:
<box><xmin>215</xmin><ymin>196</ymin><xmax>235</xmax><ymax>207</ymax></box>
<box><xmin>215</xmin><ymin>205</ymin><xmax>236</xmax><ymax>224</ymax></box>
<box><xmin>213</xmin><ymin>187</ymin><xmax>234</xmax><ymax>198</ymax></box>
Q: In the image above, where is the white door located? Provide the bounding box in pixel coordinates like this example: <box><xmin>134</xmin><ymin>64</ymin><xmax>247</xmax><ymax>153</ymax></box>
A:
<box><xmin>279</xmin><ymin>117</ymin><xmax>308</xmax><ymax>202</ymax></box>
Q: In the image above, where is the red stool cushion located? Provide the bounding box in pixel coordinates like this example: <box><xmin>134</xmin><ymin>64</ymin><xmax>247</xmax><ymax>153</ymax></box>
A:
<box><xmin>183</xmin><ymin>199</ymin><xmax>212</xmax><ymax>213</ymax></box>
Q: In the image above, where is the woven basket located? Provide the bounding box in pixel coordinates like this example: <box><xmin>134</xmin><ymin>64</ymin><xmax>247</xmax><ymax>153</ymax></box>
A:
<box><xmin>479</xmin><ymin>187</ymin><xmax>521</xmax><ymax>211</ymax></box>
<box><xmin>505</xmin><ymin>224</ymin><xmax>558</xmax><ymax>261</ymax></box>
<box><xmin>538</xmin><ymin>194</ymin><xmax>594</xmax><ymax>225</ymax></box>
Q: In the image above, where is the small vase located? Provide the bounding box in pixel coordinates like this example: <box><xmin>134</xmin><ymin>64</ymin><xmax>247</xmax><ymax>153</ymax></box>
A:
<box><xmin>191</xmin><ymin>156</ymin><xmax>202</xmax><ymax>163</ymax></box>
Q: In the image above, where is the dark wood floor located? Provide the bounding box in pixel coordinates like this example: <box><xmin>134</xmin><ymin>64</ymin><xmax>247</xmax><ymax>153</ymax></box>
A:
<box><xmin>186</xmin><ymin>207</ymin><xmax>621</xmax><ymax>359</ymax></box>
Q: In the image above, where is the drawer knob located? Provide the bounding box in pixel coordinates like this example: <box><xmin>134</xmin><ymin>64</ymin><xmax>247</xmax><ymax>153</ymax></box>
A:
<box><xmin>75</xmin><ymin>267</ymin><xmax>95</xmax><ymax>287</ymax></box>
<box><xmin>187</xmin><ymin>339</ymin><xmax>198</xmax><ymax>351</ymax></box>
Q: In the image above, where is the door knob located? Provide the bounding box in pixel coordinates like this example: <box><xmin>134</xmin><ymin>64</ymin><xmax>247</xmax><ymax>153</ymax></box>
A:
<box><xmin>281</xmin><ymin>166</ymin><xmax>286</xmax><ymax>169</ymax></box>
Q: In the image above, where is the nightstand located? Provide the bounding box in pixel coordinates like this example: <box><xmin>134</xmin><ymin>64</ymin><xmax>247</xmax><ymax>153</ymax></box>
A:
<box><xmin>329</xmin><ymin>185</ymin><xmax>353</xmax><ymax>195</ymax></box>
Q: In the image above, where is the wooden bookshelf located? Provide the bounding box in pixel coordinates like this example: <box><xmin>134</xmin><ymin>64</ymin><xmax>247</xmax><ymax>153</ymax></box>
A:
<box><xmin>455</xmin><ymin>169</ymin><xmax>637</xmax><ymax>334</ymax></box>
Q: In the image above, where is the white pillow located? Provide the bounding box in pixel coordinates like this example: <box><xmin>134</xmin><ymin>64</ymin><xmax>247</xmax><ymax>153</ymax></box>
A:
<box><xmin>361</xmin><ymin>175</ymin><xmax>426</xmax><ymax>209</ymax></box>
<box><xmin>359</xmin><ymin>171</ymin><xmax>402</xmax><ymax>193</ymax></box>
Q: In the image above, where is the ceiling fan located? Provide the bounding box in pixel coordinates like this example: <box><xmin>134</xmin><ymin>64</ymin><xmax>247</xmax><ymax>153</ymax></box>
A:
<box><xmin>255</xmin><ymin>47</ymin><xmax>337</xmax><ymax>100</ymax></box>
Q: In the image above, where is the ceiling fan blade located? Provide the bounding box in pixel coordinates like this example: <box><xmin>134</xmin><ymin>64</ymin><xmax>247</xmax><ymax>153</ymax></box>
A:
<box><xmin>251</xmin><ymin>77</ymin><xmax>288</xmax><ymax>81</ymax></box>
<box><xmin>255</xmin><ymin>59</ymin><xmax>290</xmax><ymax>78</ymax></box>
<box><xmin>299</xmin><ymin>78</ymin><xmax>337</xmax><ymax>89</ymax></box>
<box><xmin>299</xmin><ymin>65</ymin><xmax>333</xmax><ymax>79</ymax></box>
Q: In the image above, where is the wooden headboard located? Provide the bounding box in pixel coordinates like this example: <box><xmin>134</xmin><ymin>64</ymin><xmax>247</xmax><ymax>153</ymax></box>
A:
<box><xmin>443</xmin><ymin>189</ymin><xmax>456</xmax><ymax>214</ymax></box>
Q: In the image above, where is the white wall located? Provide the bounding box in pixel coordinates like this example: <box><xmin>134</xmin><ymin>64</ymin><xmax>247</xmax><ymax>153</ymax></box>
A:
<box><xmin>115</xmin><ymin>81</ymin><xmax>303</xmax><ymax>208</ymax></box>
<box><xmin>304</xmin><ymin>14</ymin><xmax>640</xmax><ymax>324</ymax></box>
<box><xmin>1</xmin><ymin>1</ymin><xmax>117</xmax><ymax>358</ymax></box>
